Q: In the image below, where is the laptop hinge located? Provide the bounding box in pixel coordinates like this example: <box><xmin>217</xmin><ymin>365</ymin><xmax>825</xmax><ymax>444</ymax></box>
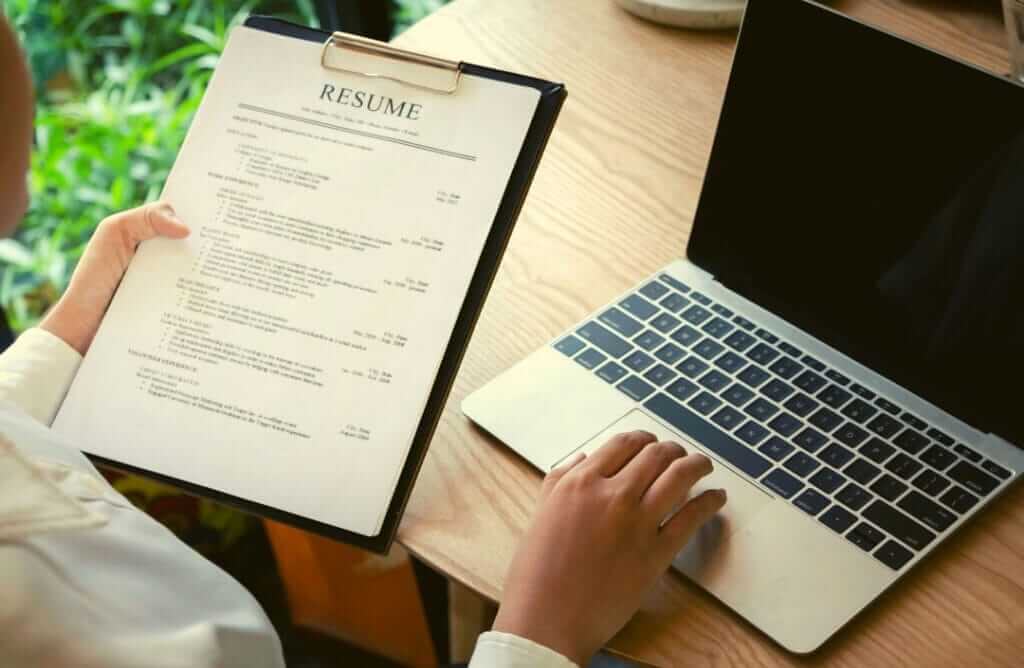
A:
<box><xmin>682</xmin><ymin>258</ymin><xmax>715</xmax><ymax>283</ymax></box>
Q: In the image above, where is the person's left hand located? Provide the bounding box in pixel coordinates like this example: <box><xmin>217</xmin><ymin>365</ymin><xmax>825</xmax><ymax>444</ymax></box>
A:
<box><xmin>41</xmin><ymin>201</ymin><xmax>189</xmax><ymax>355</ymax></box>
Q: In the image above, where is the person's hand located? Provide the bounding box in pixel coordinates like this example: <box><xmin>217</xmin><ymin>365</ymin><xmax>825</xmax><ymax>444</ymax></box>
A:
<box><xmin>40</xmin><ymin>201</ymin><xmax>189</xmax><ymax>355</ymax></box>
<box><xmin>492</xmin><ymin>430</ymin><xmax>727</xmax><ymax>666</ymax></box>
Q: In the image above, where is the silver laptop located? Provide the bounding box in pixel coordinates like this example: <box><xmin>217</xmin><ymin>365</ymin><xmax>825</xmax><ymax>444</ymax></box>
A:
<box><xmin>463</xmin><ymin>0</ymin><xmax>1024</xmax><ymax>654</ymax></box>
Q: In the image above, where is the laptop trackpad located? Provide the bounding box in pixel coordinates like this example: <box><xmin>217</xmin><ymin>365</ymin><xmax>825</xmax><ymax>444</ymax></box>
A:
<box><xmin>568</xmin><ymin>409</ymin><xmax>773</xmax><ymax>542</ymax></box>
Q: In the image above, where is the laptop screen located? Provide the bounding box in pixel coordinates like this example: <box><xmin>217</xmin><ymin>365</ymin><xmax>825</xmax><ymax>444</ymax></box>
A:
<box><xmin>687</xmin><ymin>0</ymin><xmax>1024</xmax><ymax>446</ymax></box>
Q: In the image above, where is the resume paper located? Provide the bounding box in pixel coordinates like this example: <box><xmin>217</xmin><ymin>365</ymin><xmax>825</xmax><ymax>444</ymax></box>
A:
<box><xmin>53</xmin><ymin>27</ymin><xmax>540</xmax><ymax>536</ymax></box>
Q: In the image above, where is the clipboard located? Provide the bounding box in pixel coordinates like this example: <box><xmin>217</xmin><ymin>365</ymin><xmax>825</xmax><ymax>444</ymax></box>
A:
<box><xmin>86</xmin><ymin>15</ymin><xmax>565</xmax><ymax>554</ymax></box>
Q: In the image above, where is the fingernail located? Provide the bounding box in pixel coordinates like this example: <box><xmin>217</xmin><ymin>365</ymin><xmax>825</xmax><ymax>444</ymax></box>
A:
<box><xmin>718</xmin><ymin>488</ymin><xmax>728</xmax><ymax>500</ymax></box>
<box><xmin>159</xmin><ymin>203</ymin><xmax>183</xmax><ymax>225</ymax></box>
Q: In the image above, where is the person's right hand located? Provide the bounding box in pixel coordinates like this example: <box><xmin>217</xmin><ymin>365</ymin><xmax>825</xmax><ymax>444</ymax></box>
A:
<box><xmin>492</xmin><ymin>431</ymin><xmax>726</xmax><ymax>666</ymax></box>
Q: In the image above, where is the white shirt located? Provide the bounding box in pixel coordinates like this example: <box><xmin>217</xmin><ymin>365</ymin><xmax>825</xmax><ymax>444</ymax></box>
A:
<box><xmin>0</xmin><ymin>328</ymin><xmax>576</xmax><ymax>668</ymax></box>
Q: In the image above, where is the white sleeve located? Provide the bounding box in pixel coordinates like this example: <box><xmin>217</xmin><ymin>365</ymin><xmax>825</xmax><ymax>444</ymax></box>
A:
<box><xmin>0</xmin><ymin>397</ymin><xmax>284</xmax><ymax>666</ymax></box>
<box><xmin>0</xmin><ymin>327</ymin><xmax>82</xmax><ymax>425</ymax></box>
<box><xmin>468</xmin><ymin>631</ymin><xmax>579</xmax><ymax>668</ymax></box>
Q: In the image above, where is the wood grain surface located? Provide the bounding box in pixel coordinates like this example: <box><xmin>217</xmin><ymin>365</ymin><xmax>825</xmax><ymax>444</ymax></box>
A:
<box><xmin>392</xmin><ymin>1</ymin><xmax>1024</xmax><ymax>665</ymax></box>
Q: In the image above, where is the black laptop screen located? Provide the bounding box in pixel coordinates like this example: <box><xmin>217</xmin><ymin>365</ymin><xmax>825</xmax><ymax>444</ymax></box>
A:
<box><xmin>688</xmin><ymin>0</ymin><xmax>1024</xmax><ymax>445</ymax></box>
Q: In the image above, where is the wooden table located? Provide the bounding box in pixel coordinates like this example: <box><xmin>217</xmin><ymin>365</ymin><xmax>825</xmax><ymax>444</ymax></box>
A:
<box><xmin>393</xmin><ymin>1</ymin><xmax>1024</xmax><ymax>665</ymax></box>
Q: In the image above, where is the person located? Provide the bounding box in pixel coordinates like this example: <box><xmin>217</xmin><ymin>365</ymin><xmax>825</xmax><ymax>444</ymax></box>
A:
<box><xmin>0</xmin><ymin>16</ymin><xmax>726</xmax><ymax>668</ymax></box>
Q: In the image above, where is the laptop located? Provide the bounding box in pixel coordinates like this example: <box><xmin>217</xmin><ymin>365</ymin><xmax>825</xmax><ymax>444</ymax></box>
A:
<box><xmin>462</xmin><ymin>0</ymin><xmax>1024</xmax><ymax>654</ymax></box>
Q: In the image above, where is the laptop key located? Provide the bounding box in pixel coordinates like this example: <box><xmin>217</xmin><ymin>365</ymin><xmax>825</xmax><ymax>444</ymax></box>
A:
<box><xmin>840</xmin><ymin>399</ymin><xmax>877</xmax><ymax>424</ymax></box>
<box><xmin>835</xmin><ymin>422</ymin><xmax>869</xmax><ymax>447</ymax></box>
<box><xmin>947</xmin><ymin>461</ymin><xmax>1000</xmax><ymax>496</ymax></box>
<box><xmin>555</xmin><ymin>335</ymin><xmax>586</xmax><ymax>357</ymax></box>
<box><xmin>722</xmin><ymin>383</ymin><xmax>755</xmax><ymax>407</ymax></box>
<box><xmin>690</xmin><ymin>291</ymin><xmax>712</xmax><ymax>306</ymax></box>
<box><xmin>784</xmin><ymin>452</ymin><xmax>819</xmax><ymax>478</ymax></box>
<box><xmin>665</xmin><ymin>378</ymin><xmax>699</xmax><ymax>402</ymax></box>
<box><xmin>860</xmin><ymin>437</ymin><xmax>896</xmax><ymax>464</ymax></box>
<box><xmin>677</xmin><ymin>356</ymin><xmax>710</xmax><ymax>379</ymax></box>
<box><xmin>650</xmin><ymin>313</ymin><xmax>681</xmax><ymax>334</ymax></box>
<box><xmin>623</xmin><ymin>350</ymin><xmax>655</xmax><ymax>372</ymax></box>
<box><xmin>912</xmin><ymin>470</ymin><xmax>951</xmax><ymax>497</ymax></box>
<box><xmin>893</xmin><ymin>429</ymin><xmax>929</xmax><ymax>455</ymax></box>
<box><xmin>744</xmin><ymin>398</ymin><xmax>779</xmax><ymax>422</ymax></box>
<box><xmin>810</xmin><ymin>467</ymin><xmax>846</xmax><ymax>494</ymax></box>
<box><xmin>783</xmin><ymin>392</ymin><xmax>819</xmax><ymax>417</ymax></box>
<box><xmin>820</xmin><ymin>442</ymin><xmax>855</xmax><ymax>468</ymax></box>
<box><xmin>875</xmin><ymin>397</ymin><xmax>900</xmax><ymax>415</ymax></box>
<box><xmin>639</xmin><ymin>281</ymin><xmax>669</xmax><ymax>301</ymax></box>
<box><xmin>900</xmin><ymin>412</ymin><xmax>928</xmax><ymax>431</ymax></box>
<box><xmin>643</xmin><ymin>364</ymin><xmax>677</xmax><ymax>387</ymax></box>
<box><xmin>849</xmin><ymin>383</ymin><xmax>876</xmax><ymax>400</ymax></box>
<box><xmin>633</xmin><ymin>330</ymin><xmax>665</xmax><ymax>351</ymax></box>
<box><xmin>820</xmin><ymin>505</ymin><xmax>857</xmax><ymax>534</ymax></box>
<box><xmin>670</xmin><ymin>324</ymin><xmax>702</xmax><ymax>347</ymax></box>
<box><xmin>760</xmin><ymin>378</ymin><xmax>795</xmax><ymax>402</ymax></box>
<box><xmin>809</xmin><ymin>407</ymin><xmax>843</xmax><ymax>433</ymax></box>
<box><xmin>619</xmin><ymin>294</ymin><xmax>658</xmax><ymax>320</ymax></box>
<box><xmin>866</xmin><ymin>413</ymin><xmax>902</xmax><ymax>438</ymax></box>
<box><xmin>886</xmin><ymin>453</ymin><xmax>923</xmax><ymax>480</ymax></box>
<box><xmin>870</xmin><ymin>474</ymin><xmax>908</xmax><ymax>501</ymax></box>
<box><xmin>768</xmin><ymin>412</ymin><xmax>802</xmax><ymax>437</ymax></box>
<box><xmin>755</xmin><ymin>328</ymin><xmax>779</xmax><ymax>344</ymax></box>
<box><xmin>769</xmin><ymin>356</ymin><xmax>802</xmax><ymax>379</ymax></box>
<box><xmin>702</xmin><ymin>317</ymin><xmax>735</xmax><ymax>339</ymax></box>
<box><xmin>575</xmin><ymin>348</ymin><xmax>606</xmax><ymax>370</ymax></box>
<box><xmin>596</xmin><ymin>362</ymin><xmax>628</xmax><ymax>384</ymax></box>
<box><xmin>698</xmin><ymin>370</ymin><xmax>730</xmax><ymax>392</ymax></box>
<box><xmin>818</xmin><ymin>384</ymin><xmax>852</xmax><ymax>409</ymax></box>
<box><xmin>659</xmin><ymin>292</ymin><xmax>691</xmax><ymax>313</ymax></box>
<box><xmin>617</xmin><ymin>376</ymin><xmax>655</xmax><ymax>401</ymax></box>
<box><xmin>644</xmin><ymin>393</ymin><xmax>772</xmax><ymax>478</ymax></box>
<box><xmin>732</xmin><ymin>315</ymin><xmax>756</xmax><ymax>331</ymax></box>
<box><xmin>845</xmin><ymin>458</ymin><xmax>881</xmax><ymax>485</ymax></box>
<box><xmin>658</xmin><ymin>274</ymin><xmax>690</xmax><ymax>293</ymax></box>
<box><xmin>940</xmin><ymin>486</ymin><xmax>979</xmax><ymax>514</ymax></box>
<box><xmin>793</xmin><ymin>370</ymin><xmax>827</xmax><ymax>394</ymax></box>
<box><xmin>711</xmin><ymin>303</ymin><xmax>734</xmax><ymax>318</ymax></box>
<box><xmin>599</xmin><ymin>307</ymin><xmax>644</xmax><ymax>337</ymax></box>
<box><xmin>899</xmin><ymin>491</ymin><xmax>956</xmax><ymax>532</ymax></box>
<box><xmin>736</xmin><ymin>420</ymin><xmax>770</xmax><ymax>445</ymax></box>
<box><xmin>680</xmin><ymin>304</ymin><xmax>712</xmax><ymax>325</ymax></box>
<box><xmin>759</xmin><ymin>436</ymin><xmax>794</xmax><ymax>461</ymax></box>
<box><xmin>981</xmin><ymin>460</ymin><xmax>1012</xmax><ymax>480</ymax></box>
<box><xmin>926</xmin><ymin>428</ymin><xmax>955</xmax><ymax>447</ymax></box>
<box><xmin>747</xmin><ymin>342</ymin><xmax>780</xmax><ymax>365</ymax></box>
<box><xmin>724</xmin><ymin>330</ymin><xmax>756</xmax><ymax>352</ymax></box>
<box><xmin>711</xmin><ymin>406</ymin><xmax>744</xmax><ymax>431</ymax></box>
<box><xmin>801</xmin><ymin>355</ymin><xmax>826</xmax><ymax>372</ymax></box>
<box><xmin>577</xmin><ymin>321</ymin><xmax>631</xmax><ymax>358</ymax></box>
<box><xmin>953</xmin><ymin>443</ymin><xmax>983</xmax><ymax>463</ymax></box>
<box><xmin>655</xmin><ymin>343</ymin><xmax>686</xmax><ymax>364</ymax></box>
<box><xmin>847</xmin><ymin>522</ymin><xmax>885</xmax><ymax>552</ymax></box>
<box><xmin>793</xmin><ymin>427</ymin><xmax>828</xmax><ymax>453</ymax></box>
<box><xmin>921</xmin><ymin>445</ymin><xmax>956</xmax><ymax>471</ymax></box>
<box><xmin>794</xmin><ymin>489</ymin><xmax>830</xmax><ymax>516</ymax></box>
<box><xmin>737</xmin><ymin>365</ymin><xmax>771</xmax><ymax>388</ymax></box>
<box><xmin>824</xmin><ymin>369</ymin><xmax>850</xmax><ymax>386</ymax></box>
<box><xmin>836</xmin><ymin>482</ymin><xmax>871</xmax><ymax>511</ymax></box>
<box><xmin>778</xmin><ymin>341</ymin><xmax>802</xmax><ymax>358</ymax></box>
<box><xmin>863</xmin><ymin>500</ymin><xmax>936</xmax><ymax>551</ymax></box>
<box><xmin>762</xmin><ymin>468</ymin><xmax>804</xmax><ymax>498</ymax></box>
<box><xmin>688</xmin><ymin>391</ymin><xmax>722</xmax><ymax>416</ymax></box>
<box><xmin>874</xmin><ymin>540</ymin><xmax>914</xmax><ymax>571</ymax></box>
<box><xmin>694</xmin><ymin>338</ymin><xmax>725</xmax><ymax>360</ymax></box>
<box><xmin>715</xmin><ymin>351</ymin><xmax>747</xmax><ymax>374</ymax></box>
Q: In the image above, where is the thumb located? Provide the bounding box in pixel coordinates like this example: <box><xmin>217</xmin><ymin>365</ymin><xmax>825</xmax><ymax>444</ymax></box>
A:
<box><xmin>656</xmin><ymin>488</ymin><xmax>727</xmax><ymax>561</ymax></box>
<box><xmin>144</xmin><ymin>202</ymin><xmax>190</xmax><ymax>240</ymax></box>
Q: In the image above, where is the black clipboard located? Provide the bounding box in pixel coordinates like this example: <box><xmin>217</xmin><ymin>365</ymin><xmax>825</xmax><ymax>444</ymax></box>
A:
<box><xmin>89</xmin><ymin>16</ymin><xmax>565</xmax><ymax>554</ymax></box>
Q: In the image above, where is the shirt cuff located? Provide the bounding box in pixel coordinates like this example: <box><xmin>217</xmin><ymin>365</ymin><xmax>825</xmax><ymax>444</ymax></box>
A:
<box><xmin>0</xmin><ymin>328</ymin><xmax>82</xmax><ymax>426</ymax></box>
<box><xmin>468</xmin><ymin>631</ymin><xmax>579</xmax><ymax>668</ymax></box>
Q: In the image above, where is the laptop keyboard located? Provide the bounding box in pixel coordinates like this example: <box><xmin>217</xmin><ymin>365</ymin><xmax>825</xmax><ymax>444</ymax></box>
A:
<box><xmin>554</xmin><ymin>273</ymin><xmax>1014</xmax><ymax>572</ymax></box>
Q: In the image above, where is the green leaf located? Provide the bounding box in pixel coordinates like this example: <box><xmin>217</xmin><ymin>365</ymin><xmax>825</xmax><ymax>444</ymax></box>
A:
<box><xmin>0</xmin><ymin>239</ymin><xmax>35</xmax><ymax>268</ymax></box>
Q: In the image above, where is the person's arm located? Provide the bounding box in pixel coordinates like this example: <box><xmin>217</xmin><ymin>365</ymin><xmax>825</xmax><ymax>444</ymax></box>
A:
<box><xmin>0</xmin><ymin>202</ymin><xmax>188</xmax><ymax>426</ymax></box>
<box><xmin>469</xmin><ymin>432</ymin><xmax>726</xmax><ymax>667</ymax></box>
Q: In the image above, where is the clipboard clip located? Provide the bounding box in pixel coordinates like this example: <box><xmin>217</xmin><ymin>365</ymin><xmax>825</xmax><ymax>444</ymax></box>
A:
<box><xmin>320</xmin><ymin>31</ymin><xmax>463</xmax><ymax>95</ymax></box>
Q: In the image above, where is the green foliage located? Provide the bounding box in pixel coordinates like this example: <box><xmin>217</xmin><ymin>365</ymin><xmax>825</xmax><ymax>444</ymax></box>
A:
<box><xmin>0</xmin><ymin>0</ymin><xmax>319</xmax><ymax>332</ymax></box>
<box><xmin>392</xmin><ymin>0</ymin><xmax>447</xmax><ymax>35</ymax></box>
